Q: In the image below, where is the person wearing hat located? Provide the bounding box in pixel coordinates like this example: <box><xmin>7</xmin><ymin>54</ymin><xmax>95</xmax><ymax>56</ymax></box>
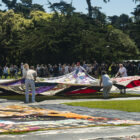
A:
<box><xmin>100</xmin><ymin>71</ymin><xmax>113</xmax><ymax>99</ymax></box>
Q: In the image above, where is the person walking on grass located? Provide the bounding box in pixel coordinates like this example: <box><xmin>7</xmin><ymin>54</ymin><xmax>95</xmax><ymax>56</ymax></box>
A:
<box><xmin>100</xmin><ymin>71</ymin><xmax>113</xmax><ymax>99</ymax></box>
<box><xmin>23</xmin><ymin>63</ymin><xmax>37</xmax><ymax>103</ymax></box>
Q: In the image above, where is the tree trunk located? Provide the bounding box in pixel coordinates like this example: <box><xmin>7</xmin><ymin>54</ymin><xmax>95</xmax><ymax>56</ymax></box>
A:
<box><xmin>86</xmin><ymin>0</ymin><xmax>92</xmax><ymax>18</ymax></box>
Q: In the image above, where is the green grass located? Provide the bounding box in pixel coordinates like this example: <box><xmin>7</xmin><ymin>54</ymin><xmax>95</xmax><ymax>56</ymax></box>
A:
<box><xmin>1</xmin><ymin>75</ymin><xmax>22</xmax><ymax>79</ymax></box>
<box><xmin>0</xmin><ymin>93</ymin><xmax>140</xmax><ymax>102</ymax></box>
<box><xmin>64</xmin><ymin>100</ymin><xmax>140</xmax><ymax>112</ymax></box>
<box><xmin>0</xmin><ymin>92</ymin><xmax>140</xmax><ymax>104</ymax></box>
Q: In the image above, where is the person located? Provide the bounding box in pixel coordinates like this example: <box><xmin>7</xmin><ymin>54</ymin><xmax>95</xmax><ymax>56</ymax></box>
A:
<box><xmin>83</xmin><ymin>61</ymin><xmax>87</xmax><ymax>70</ymax></box>
<box><xmin>75</xmin><ymin>62</ymin><xmax>87</xmax><ymax>83</ymax></box>
<box><xmin>110</xmin><ymin>63</ymin><xmax>117</xmax><ymax>77</ymax></box>
<box><xmin>13</xmin><ymin>65</ymin><xmax>18</xmax><ymax>79</ymax></box>
<box><xmin>23</xmin><ymin>64</ymin><xmax>37</xmax><ymax>103</ymax></box>
<box><xmin>3</xmin><ymin>65</ymin><xmax>8</xmax><ymax>79</ymax></box>
<box><xmin>75</xmin><ymin>62</ymin><xmax>86</xmax><ymax>74</ymax></box>
<box><xmin>9</xmin><ymin>65</ymin><xmax>14</xmax><ymax>78</ymax></box>
<box><xmin>0</xmin><ymin>66</ymin><xmax>3</xmax><ymax>79</ymax></box>
<box><xmin>100</xmin><ymin>71</ymin><xmax>113</xmax><ymax>99</ymax></box>
<box><xmin>115</xmin><ymin>64</ymin><xmax>127</xmax><ymax>77</ymax></box>
<box><xmin>53</xmin><ymin>64</ymin><xmax>59</xmax><ymax>76</ymax></box>
<box><xmin>93</xmin><ymin>61</ymin><xmax>99</xmax><ymax>78</ymax></box>
<box><xmin>20</xmin><ymin>63</ymin><xmax>24</xmax><ymax>76</ymax></box>
<box><xmin>138</xmin><ymin>61</ymin><xmax>140</xmax><ymax>75</ymax></box>
<box><xmin>64</xmin><ymin>64</ymin><xmax>69</xmax><ymax>74</ymax></box>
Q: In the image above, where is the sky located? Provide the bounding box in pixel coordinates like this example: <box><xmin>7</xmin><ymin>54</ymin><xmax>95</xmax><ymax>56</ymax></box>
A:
<box><xmin>0</xmin><ymin>0</ymin><xmax>138</xmax><ymax>17</ymax></box>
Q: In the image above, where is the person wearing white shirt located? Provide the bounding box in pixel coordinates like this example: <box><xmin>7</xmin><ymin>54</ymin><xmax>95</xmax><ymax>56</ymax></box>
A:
<box><xmin>64</xmin><ymin>65</ymin><xmax>69</xmax><ymax>74</ymax></box>
<box><xmin>116</xmin><ymin>64</ymin><xmax>127</xmax><ymax>77</ymax></box>
<box><xmin>100</xmin><ymin>71</ymin><xmax>113</xmax><ymax>99</ymax></box>
<box><xmin>23</xmin><ymin>64</ymin><xmax>37</xmax><ymax>103</ymax></box>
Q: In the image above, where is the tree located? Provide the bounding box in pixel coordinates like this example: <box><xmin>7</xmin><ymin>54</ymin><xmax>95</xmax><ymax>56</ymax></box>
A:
<box><xmin>1</xmin><ymin>0</ymin><xmax>45</xmax><ymax>17</ymax></box>
<box><xmin>92</xmin><ymin>6</ymin><xmax>106</xmax><ymax>24</ymax></box>
<box><xmin>108</xmin><ymin>14</ymin><xmax>132</xmax><ymax>31</ymax></box>
<box><xmin>133</xmin><ymin>0</ymin><xmax>140</xmax><ymax>3</ymax></box>
<box><xmin>108</xmin><ymin>15</ymin><xmax>120</xmax><ymax>28</ymax></box>
<box><xmin>48</xmin><ymin>1</ymin><xmax>75</xmax><ymax>16</ymax></box>
<box><xmin>86</xmin><ymin>0</ymin><xmax>92</xmax><ymax>18</ymax></box>
<box><xmin>119</xmin><ymin>14</ymin><xmax>131</xmax><ymax>31</ymax></box>
<box><xmin>0</xmin><ymin>10</ymin><xmax>32</xmax><ymax>64</ymax></box>
<box><xmin>106</xmin><ymin>27</ymin><xmax>139</xmax><ymax>61</ymax></box>
<box><xmin>86</xmin><ymin>0</ymin><xmax>109</xmax><ymax>18</ymax></box>
<box><xmin>132</xmin><ymin>4</ymin><xmax>140</xmax><ymax>22</ymax></box>
<box><xmin>2</xmin><ymin>0</ymin><xmax>17</xmax><ymax>9</ymax></box>
<box><xmin>0</xmin><ymin>1</ymin><xmax>139</xmax><ymax>65</ymax></box>
<box><xmin>86</xmin><ymin>0</ymin><xmax>140</xmax><ymax>18</ymax></box>
<box><xmin>129</xmin><ymin>4</ymin><xmax>140</xmax><ymax>50</ymax></box>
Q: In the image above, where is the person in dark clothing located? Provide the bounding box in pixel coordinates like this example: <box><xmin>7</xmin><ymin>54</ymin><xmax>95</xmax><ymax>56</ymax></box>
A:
<box><xmin>13</xmin><ymin>65</ymin><xmax>18</xmax><ymax>79</ymax></box>
<box><xmin>0</xmin><ymin>66</ymin><xmax>3</xmax><ymax>79</ymax></box>
<box><xmin>40</xmin><ymin>65</ymin><xmax>45</xmax><ymax>77</ymax></box>
<box><xmin>111</xmin><ymin>63</ymin><xmax>117</xmax><ymax>77</ymax></box>
<box><xmin>53</xmin><ymin>65</ymin><xmax>59</xmax><ymax>77</ymax></box>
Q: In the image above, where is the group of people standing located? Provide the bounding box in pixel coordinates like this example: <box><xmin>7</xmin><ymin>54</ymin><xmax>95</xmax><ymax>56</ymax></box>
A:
<box><xmin>22</xmin><ymin>62</ymin><xmax>128</xmax><ymax>102</ymax></box>
<box><xmin>0</xmin><ymin>61</ymin><xmax>140</xmax><ymax>79</ymax></box>
<box><xmin>0</xmin><ymin>65</ymin><xmax>19</xmax><ymax>79</ymax></box>
<box><xmin>0</xmin><ymin>61</ymin><xmax>139</xmax><ymax>102</ymax></box>
<box><xmin>35</xmin><ymin>61</ymin><xmax>140</xmax><ymax>78</ymax></box>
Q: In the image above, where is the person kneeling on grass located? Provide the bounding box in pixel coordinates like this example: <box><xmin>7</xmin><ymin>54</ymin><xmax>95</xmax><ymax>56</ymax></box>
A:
<box><xmin>100</xmin><ymin>71</ymin><xmax>113</xmax><ymax>99</ymax></box>
<box><xmin>23</xmin><ymin>63</ymin><xmax>37</xmax><ymax>103</ymax></box>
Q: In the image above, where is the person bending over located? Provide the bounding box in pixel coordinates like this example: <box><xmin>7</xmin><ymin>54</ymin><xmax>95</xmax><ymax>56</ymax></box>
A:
<box><xmin>100</xmin><ymin>71</ymin><xmax>113</xmax><ymax>99</ymax></box>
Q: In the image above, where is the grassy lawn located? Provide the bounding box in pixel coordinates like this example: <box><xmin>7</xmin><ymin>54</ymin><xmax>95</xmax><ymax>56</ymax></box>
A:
<box><xmin>0</xmin><ymin>93</ymin><xmax>140</xmax><ymax>102</ymax></box>
<box><xmin>64</xmin><ymin>100</ymin><xmax>140</xmax><ymax>112</ymax></box>
<box><xmin>1</xmin><ymin>75</ymin><xmax>21</xmax><ymax>79</ymax></box>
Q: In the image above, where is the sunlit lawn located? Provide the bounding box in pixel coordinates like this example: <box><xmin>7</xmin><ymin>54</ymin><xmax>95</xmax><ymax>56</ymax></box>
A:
<box><xmin>64</xmin><ymin>100</ymin><xmax>140</xmax><ymax>112</ymax></box>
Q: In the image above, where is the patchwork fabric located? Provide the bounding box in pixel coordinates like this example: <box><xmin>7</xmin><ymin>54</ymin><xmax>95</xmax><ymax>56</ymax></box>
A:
<box><xmin>0</xmin><ymin>105</ymin><xmax>140</xmax><ymax>134</ymax></box>
<box><xmin>0</xmin><ymin>68</ymin><xmax>100</xmax><ymax>95</ymax></box>
<box><xmin>112</xmin><ymin>76</ymin><xmax>140</xmax><ymax>88</ymax></box>
<box><xmin>0</xmin><ymin>71</ymin><xmax>140</xmax><ymax>95</ymax></box>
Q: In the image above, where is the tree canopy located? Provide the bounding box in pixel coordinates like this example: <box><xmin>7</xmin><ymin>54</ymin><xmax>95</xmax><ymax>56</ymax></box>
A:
<box><xmin>0</xmin><ymin>0</ymin><xmax>139</xmax><ymax>65</ymax></box>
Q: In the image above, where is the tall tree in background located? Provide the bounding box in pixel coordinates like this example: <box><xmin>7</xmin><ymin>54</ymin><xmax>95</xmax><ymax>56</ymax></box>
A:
<box><xmin>133</xmin><ymin>0</ymin><xmax>140</xmax><ymax>2</ymax></box>
<box><xmin>132</xmin><ymin>4</ymin><xmax>140</xmax><ymax>22</ymax></box>
<box><xmin>86</xmin><ymin>0</ymin><xmax>140</xmax><ymax>18</ymax></box>
<box><xmin>108</xmin><ymin>15</ymin><xmax>120</xmax><ymax>28</ymax></box>
<box><xmin>92</xmin><ymin>6</ymin><xmax>106</xmax><ymax>24</ymax></box>
<box><xmin>86</xmin><ymin>0</ymin><xmax>109</xmax><ymax>18</ymax></box>
<box><xmin>1</xmin><ymin>0</ymin><xmax>44</xmax><ymax>17</ymax></box>
<box><xmin>86</xmin><ymin>0</ymin><xmax>92</xmax><ymax>18</ymax></box>
<box><xmin>48</xmin><ymin>1</ymin><xmax>75</xmax><ymax>16</ymax></box>
<box><xmin>2</xmin><ymin>0</ymin><xmax>17</xmax><ymax>9</ymax></box>
<box><xmin>0</xmin><ymin>0</ymin><xmax>139</xmax><ymax>65</ymax></box>
<box><xmin>129</xmin><ymin>4</ymin><xmax>140</xmax><ymax>50</ymax></box>
<box><xmin>108</xmin><ymin>14</ymin><xmax>132</xmax><ymax>31</ymax></box>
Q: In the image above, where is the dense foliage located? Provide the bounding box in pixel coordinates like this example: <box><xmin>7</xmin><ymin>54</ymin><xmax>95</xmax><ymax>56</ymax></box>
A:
<box><xmin>0</xmin><ymin>0</ymin><xmax>140</xmax><ymax>65</ymax></box>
